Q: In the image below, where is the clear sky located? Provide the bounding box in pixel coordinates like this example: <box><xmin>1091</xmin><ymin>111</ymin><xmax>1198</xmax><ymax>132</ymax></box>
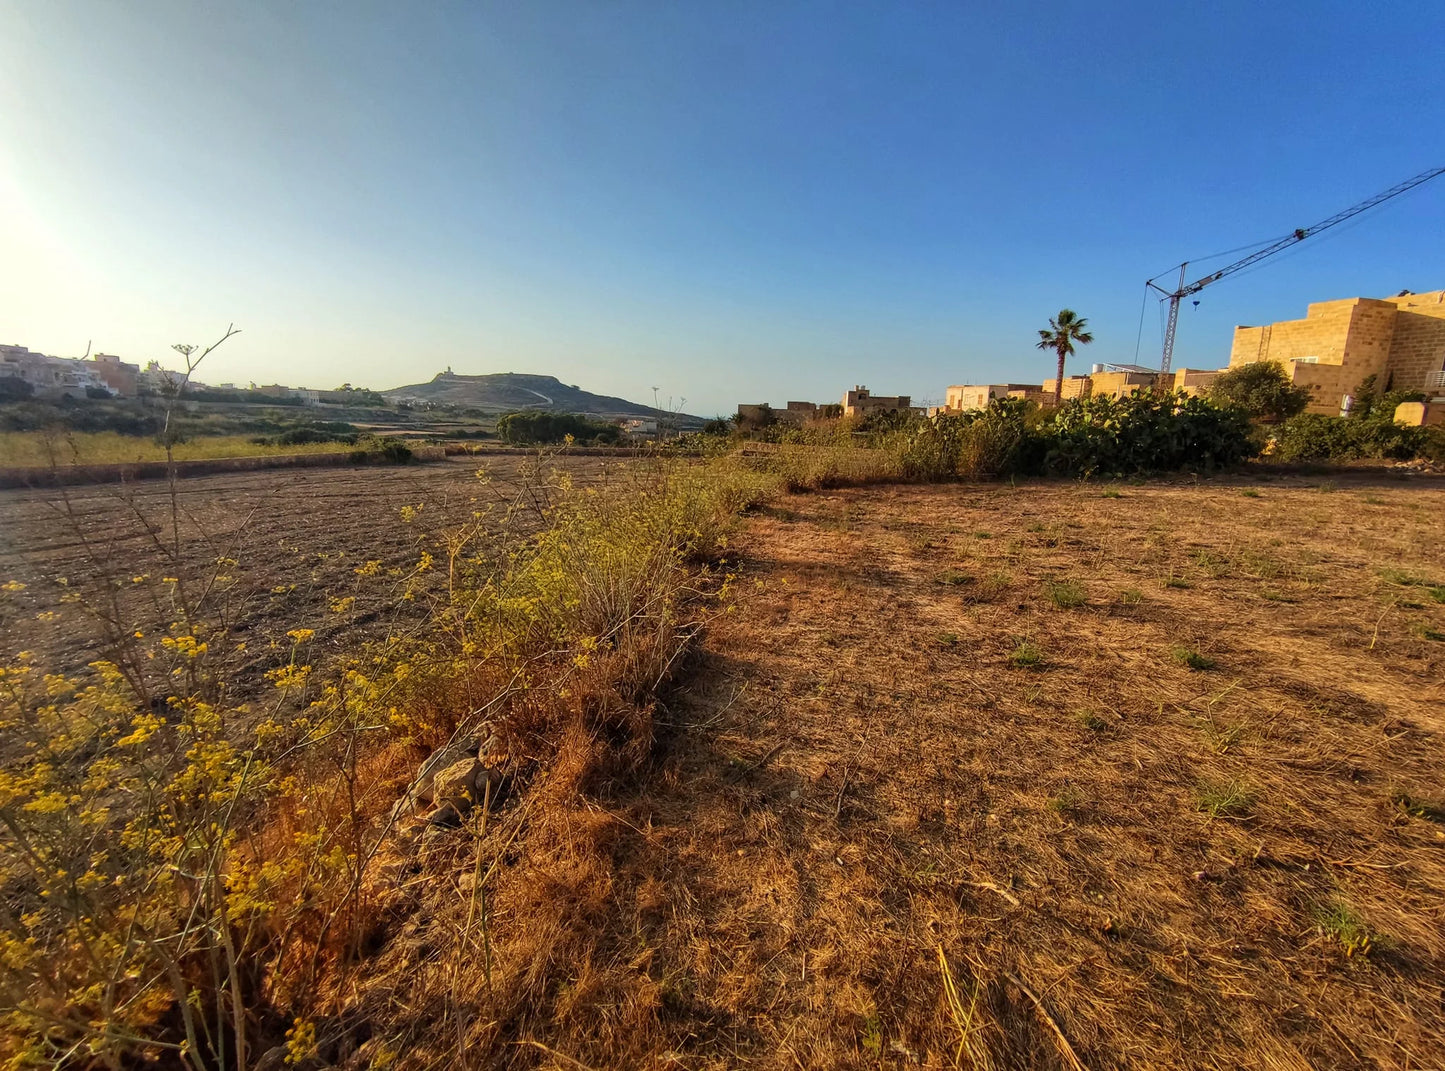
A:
<box><xmin>3</xmin><ymin>1</ymin><xmax>1443</xmax><ymax>416</ymax></box>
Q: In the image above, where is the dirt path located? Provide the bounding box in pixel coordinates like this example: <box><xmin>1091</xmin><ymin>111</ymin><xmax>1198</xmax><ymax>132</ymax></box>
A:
<box><xmin>594</xmin><ymin>475</ymin><xmax>1445</xmax><ymax>1069</ymax></box>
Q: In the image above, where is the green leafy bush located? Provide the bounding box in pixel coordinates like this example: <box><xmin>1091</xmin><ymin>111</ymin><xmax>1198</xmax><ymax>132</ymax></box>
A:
<box><xmin>1039</xmin><ymin>391</ymin><xmax>1255</xmax><ymax>477</ymax></box>
<box><xmin>1273</xmin><ymin>412</ymin><xmax>1426</xmax><ymax>462</ymax></box>
<box><xmin>1207</xmin><ymin>361</ymin><xmax>1311</xmax><ymax>423</ymax></box>
<box><xmin>496</xmin><ymin>410</ymin><xmax>621</xmax><ymax>445</ymax></box>
<box><xmin>350</xmin><ymin>436</ymin><xmax>413</xmax><ymax>464</ymax></box>
<box><xmin>256</xmin><ymin>422</ymin><xmax>361</xmax><ymax>447</ymax></box>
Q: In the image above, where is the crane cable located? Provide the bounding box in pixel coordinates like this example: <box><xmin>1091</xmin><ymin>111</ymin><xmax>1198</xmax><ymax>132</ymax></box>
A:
<box><xmin>1132</xmin><ymin>285</ymin><xmax>1149</xmax><ymax>366</ymax></box>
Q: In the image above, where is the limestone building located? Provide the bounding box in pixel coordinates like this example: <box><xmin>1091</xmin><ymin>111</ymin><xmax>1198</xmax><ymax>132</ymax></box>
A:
<box><xmin>944</xmin><ymin>383</ymin><xmax>1041</xmax><ymax>411</ymax></box>
<box><xmin>1229</xmin><ymin>289</ymin><xmax>1445</xmax><ymax>413</ymax></box>
<box><xmin>841</xmin><ymin>387</ymin><xmax>914</xmax><ymax>418</ymax></box>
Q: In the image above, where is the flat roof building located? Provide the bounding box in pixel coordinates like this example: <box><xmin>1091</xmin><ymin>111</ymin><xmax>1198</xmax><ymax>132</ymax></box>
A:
<box><xmin>1229</xmin><ymin>288</ymin><xmax>1445</xmax><ymax>413</ymax></box>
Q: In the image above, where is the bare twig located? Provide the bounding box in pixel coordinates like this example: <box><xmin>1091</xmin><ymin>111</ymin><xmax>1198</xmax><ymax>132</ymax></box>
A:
<box><xmin>1005</xmin><ymin>971</ymin><xmax>1089</xmax><ymax>1071</ymax></box>
<box><xmin>968</xmin><ymin>881</ymin><xmax>1021</xmax><ymax>908</ymax></box>
<box><xmin>515</xmin><ymin>1038</ymin><xmax>600</xmax><ymax>1071</ymax></box>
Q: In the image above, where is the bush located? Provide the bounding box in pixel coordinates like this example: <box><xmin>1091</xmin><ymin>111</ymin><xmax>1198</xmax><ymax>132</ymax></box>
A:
<box><xmin>1040</xmin><ymin>391</ymin><xmax>1255</xmax><ymax>477</ymax></box>
<box><xmin>350</xmin><ymin>436</ymin><xmax>413</xmax><ymax>464</ymax></box>
<box><xmin>1273</xmin><ymin>412</ymin><xmax>1427</xmax><ymax>462</ymax></box>
<box><xmin>496</xmin><ymin>410</ymin><xmax>621</xmax><ymax>445</ymax></box>
<box><xmin>1208</xmin><ymin>361</ymin><xmax>1311</xmax><ymax>423</ymax></box>
<box><xmin>264</xmin><ymin>423</ymin><xmax>360</xmax><ymax>447</ymax></box>
<box><xmin>0</xmin><ymin>377</ymin><xmax>34</xmax><ymax>401</ymax></box>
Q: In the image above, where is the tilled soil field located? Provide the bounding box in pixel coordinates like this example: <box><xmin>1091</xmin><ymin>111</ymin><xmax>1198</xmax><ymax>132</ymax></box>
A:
<box><xmin>0</xmin><ymin>455</ymin><xmax>635</xmax><ymax>698</ymax></box>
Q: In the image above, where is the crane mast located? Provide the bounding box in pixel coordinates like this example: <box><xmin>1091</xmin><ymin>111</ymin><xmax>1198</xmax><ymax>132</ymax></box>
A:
<box><xmin>1147</xmin><ymin>164</ymin><xmax>1445</xmax><ymax>375</ymax></box>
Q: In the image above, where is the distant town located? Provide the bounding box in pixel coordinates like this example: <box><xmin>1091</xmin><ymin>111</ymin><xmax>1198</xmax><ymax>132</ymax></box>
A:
<box><xmin>738</xmin><ymin>287</ymin><xmax>1445</xmax><ymax>429</ymax></box>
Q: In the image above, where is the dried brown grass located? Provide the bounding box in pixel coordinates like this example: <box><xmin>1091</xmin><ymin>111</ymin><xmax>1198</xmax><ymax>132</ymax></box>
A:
<box><xmin>189</xmin><ymin>471</ymin><xmax>1445</xmax><ymax>1069</ymax></box>
<box><xmin>444</xmin><ymin>473</ymin><xmax>1440</xmax><ymax>1070</ymax></box>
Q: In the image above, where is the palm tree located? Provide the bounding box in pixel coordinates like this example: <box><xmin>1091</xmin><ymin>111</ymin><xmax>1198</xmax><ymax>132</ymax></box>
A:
<box><xmin>1037</xmin><ymin>309</ymin><xmax>1094</xmax><ymax>406</ymax></box>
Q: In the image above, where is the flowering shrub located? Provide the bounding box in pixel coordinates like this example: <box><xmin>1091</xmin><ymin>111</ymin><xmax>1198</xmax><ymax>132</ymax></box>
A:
<box><xmin>0</xmin><ymin>455</ymin><xmax>778</xmax><ymax>1066</ymax></box>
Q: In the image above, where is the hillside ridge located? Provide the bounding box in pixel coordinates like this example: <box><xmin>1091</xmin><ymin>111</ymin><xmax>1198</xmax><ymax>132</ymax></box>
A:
<box><xmin>382</xmin><ymin>370</ymin><xmax>702</xmax><ymax>423</ymax></box>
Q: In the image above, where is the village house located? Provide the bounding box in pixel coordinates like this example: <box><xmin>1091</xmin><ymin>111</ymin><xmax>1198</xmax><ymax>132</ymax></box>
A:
<box><xmin>1229</xmin><ymin>288</ymin><xmax>1445</xmax><ymax>414</ymax></box>
<box><xmin>0</xmin><ymin>345</ymin><xmax>112</xmax><ymax>399</ymax></box>
<box><xmin>841</xmin><ymin>386</ymin><xmax>915</xmax><ymax>418</ymax></box>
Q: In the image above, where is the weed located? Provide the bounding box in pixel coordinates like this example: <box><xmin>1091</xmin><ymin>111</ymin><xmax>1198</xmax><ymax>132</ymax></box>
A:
<box><xmin>1235</xmin><ymin>548</ymin><xmax>1284</xmax><ymax>580</ymax></box>
<box><xmin>1361</xmin><ymin>495</ymin><xmax>1386</xmax><ymax>505</ymax></box>
<box><xmin>1199</xmin><ymin>717</ymin><xmax>1246</xmax><ymax>754</ymax></box>
<box><xmin>1317</xmin><ymin>481</ymin><xmax>1337</xmax><ymax>493</ymax></box>
<box><xmin>1163</xmin><ymin>570</ymin><xmax>1193</xmax><ymax>589</ymax></box>
<box><xmin>937</xmin><ymin>569</ymin><xmax>972</xmax><ymax>586</ymax></box>
<box><xmin>1392</xmin><ymin>791</ymin><xmax>1445</xmax><ymax>822</ymax></box>
<box><xmin>1411</xmin><ymin>623</ymin><xmax>1445</xmax><ymax>642</ymax></box>
<box><xmin>1043</xmin><ymin>578</ymin><xmax>1086</xmax><ymax>609</ymax></box>
<box><xmin>1117</xmin><ymin>587</ymin><xmax>1143</xmax><ymax>606</ymax></box>
<box><xmin>1172</xmin><ymin>646</ymin><xmax>1216</xmax><ymax>671</ymax></box>
<box><xmin>1075</xmin><ymin>710</ymin><xmax>1108</xmax><ymax>731</ymax></box>
<box><xmin>1315</xmin><ymin>902</ymin><xmax>1377</xmax><ymax>958</ymax></box>
<box><xmin>1100</xmin><ymin>486</ymin><xmax>1123</xmax><ymax>499</ymax></box>
<box><xmin>860</xmin><ymin>1009</ymin><xmax>884</xmax><ymax>1056</ymax></box>
<box><xmin>1048</xmin><ymin>786</ymin><xmax>1085</xmax><ymax>815</ymax></box>
<box><xmin>1239</xmin><ymin>488</ymin><xmax>1261</xmax><ymax>498</ymax></box>
<box><xmin>1380</xmin><ymin>568</ymin><xmax>1441</xmax><ymax>588</ymax></box>
<box><xmin>973</xmin><ymin>530</ymin><xmax>993</xmax><ymax>539</ymax></box>
<box><xmin>936</xmin><ymin>632</ymin><xmax>960</xmax><ymax>648</ymax></box>
<box><xmin>1195</xmin><ymin>778</ymin><xmax>1255</xmax><ymax>818</ymax></box>
<box><xmin>1193</xmin><ymin>549</ymin><xmax>1229</xmax><ymax>578</ymax></box>
<box><xmin>1009</xmin><ymin>641</ymin><xmax>1044</xmax><ymax>668</ymax></box>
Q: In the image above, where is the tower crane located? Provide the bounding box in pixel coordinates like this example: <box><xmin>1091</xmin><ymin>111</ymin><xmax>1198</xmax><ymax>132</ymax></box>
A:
<box><xmin>1147</xmin><ymin>165</ymin><xmax>1445</xmax><ymax>375</ymax></box>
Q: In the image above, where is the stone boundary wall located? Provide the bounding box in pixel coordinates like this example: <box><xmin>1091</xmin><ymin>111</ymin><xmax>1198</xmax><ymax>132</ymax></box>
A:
<box><xmin>0</xmin><ymin>446</ymin><xmax>447</xmax><ymax>490</ymax></box>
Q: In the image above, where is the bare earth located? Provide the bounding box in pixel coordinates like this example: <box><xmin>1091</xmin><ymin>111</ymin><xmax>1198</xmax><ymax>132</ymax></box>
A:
<box><xmin>0</xmin><ymin>456</ymin><xmax>632</xmax><ymax>696</ymax></box>
<box><xmin>613</xmin><ymin>474</ymin><xmax>1445</xmax><ymax>1068</ymax></box>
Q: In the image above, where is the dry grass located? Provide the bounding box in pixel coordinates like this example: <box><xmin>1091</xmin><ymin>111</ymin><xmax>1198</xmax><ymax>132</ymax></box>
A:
<box><xmin>0</xmin><ymin>430</ymin><xmax>351</xmax><ymax>466</ymax></box>
<box><xmin>8</xmin><ymin>463</ymin><xmax>1444</xmax><ymax>1069</ymax></box>
<box><xmin>529</xmin><ymin>472</ymin><xmax>1442</xmax><ymax>1069</ymax></box>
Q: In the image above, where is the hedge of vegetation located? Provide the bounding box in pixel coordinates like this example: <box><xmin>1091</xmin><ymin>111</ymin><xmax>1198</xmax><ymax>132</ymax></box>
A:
<box><xmin>722</xmin><ymin>392</ymin><xmax>1258</xmax><ymax>480</ymax></box>
<box><xmin>1273</xmin><ymin>410</ymin><xmax>1444</xmax><ymax>462</ymax></box>
<box><xmin>496</xmin><ymin>410</ymin><xmax>622</xmax><ymax>445</ymax></box>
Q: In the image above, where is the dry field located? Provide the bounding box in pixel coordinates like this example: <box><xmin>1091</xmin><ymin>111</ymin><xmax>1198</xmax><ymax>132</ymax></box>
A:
<box><xmin>4</xmin><ymin>463</ymin><xmax>1444</xmax><ymax>1070</ymax></box>
<box><xmin>0</xmin><ymin>455</ymin><xmax>631</xmax><ymax>696</ymax></box>
<box><xmin>558</xmin><ymin>473</ymin><xmax>1444</xmax><ymax>1069</ymax></box>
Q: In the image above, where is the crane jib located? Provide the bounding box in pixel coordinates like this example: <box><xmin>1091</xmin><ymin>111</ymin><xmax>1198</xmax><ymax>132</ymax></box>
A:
<box><xmin>1146</xmin><ymin>164</ymin><xmax>1445</xmax><ymax>375</ymax></box>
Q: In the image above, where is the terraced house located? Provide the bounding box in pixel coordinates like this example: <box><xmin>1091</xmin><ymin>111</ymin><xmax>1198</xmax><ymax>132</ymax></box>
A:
<box><xmin>1229</xmin><ymin>288</ymin><xmax>1445</xmax><ymax>414</ymax></box>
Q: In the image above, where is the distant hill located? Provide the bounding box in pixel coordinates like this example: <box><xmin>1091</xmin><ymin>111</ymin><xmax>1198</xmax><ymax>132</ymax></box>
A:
<box><xmin>382</xmin><ymin>372</ymin><xmax>702</xmax><ymax>425</ymax></box>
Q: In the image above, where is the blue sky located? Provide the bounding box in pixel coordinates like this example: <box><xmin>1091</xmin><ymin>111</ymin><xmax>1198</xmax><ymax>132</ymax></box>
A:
<box><xmin>2</xmin><ymin>1</ymin><xmax>1443</xmax><ymax>416</ymax></box>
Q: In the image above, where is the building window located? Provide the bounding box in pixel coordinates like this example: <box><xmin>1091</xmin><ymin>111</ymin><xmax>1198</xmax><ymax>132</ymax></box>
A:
<box><xmin>1291</xmin><ymin>356</ymin><xmax>1319</xmax><ymax>364</ymax></box>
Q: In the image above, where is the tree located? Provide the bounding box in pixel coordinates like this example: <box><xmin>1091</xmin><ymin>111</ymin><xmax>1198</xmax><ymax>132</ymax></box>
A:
<box><xmin>1037</xmin><ymin>309</ymin><xmax>1094</xmax><ymax>407</ymax></box>
<box><xmin>1207</xmin><ymin>361</ymin><xmax>1311</xmax><ymax>423</ymax></box>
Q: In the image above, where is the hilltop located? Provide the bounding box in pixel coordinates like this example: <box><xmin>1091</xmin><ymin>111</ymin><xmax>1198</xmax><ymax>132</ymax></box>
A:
<box><xmin>382</xmin><ymin>371</ymin><xmax>702</xmax><ymax>424</ymax></box>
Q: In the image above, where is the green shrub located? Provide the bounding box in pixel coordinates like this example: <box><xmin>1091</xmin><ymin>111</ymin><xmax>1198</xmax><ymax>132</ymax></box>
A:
<box><xmin>1195</xmin><ymin>778</ymin><xmax>1255</xmax><ymax>818</ymax></box>
<box><xmin>1009</xmin><ymin>640</ymin><xmax>1044</xmax><ymax>668</ymax></box>
<box><xmin>1039</xmin><ymin>392</ymin><xmax>1255</xmax><ymax>477</ymax></box>
<box><xmin>1171</xmin><ymin>646</ymin><xmax>1215</xmax><ymax>670</ymax></box>
<box><xmin>496</xmin><ymin>410</ymin><xmax>621</xmax><ymax>445</ymax></box>
<box><xmin>1273</xmin><ymin>411</ymin><xmax>1427</xmax><ymax>462</ymax></box>
<box><xmin>262</xmin><ymin>423</ymin><xmax>360</xmax><ymax>446</ymax></box>
<box><xmin>1044</xmin><ymin>579</ymin><xmax>1086</xmax><ymax>608</ymax></box>
<box><xmin>1207</xmin><ymin>361</ymin><xmax>1311</xmax><ymax>423</ymax></box>
<box><xmin>350</xmin><ymin>436</ymin><xmax>413</xmax><ymax>464</ymax></box>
